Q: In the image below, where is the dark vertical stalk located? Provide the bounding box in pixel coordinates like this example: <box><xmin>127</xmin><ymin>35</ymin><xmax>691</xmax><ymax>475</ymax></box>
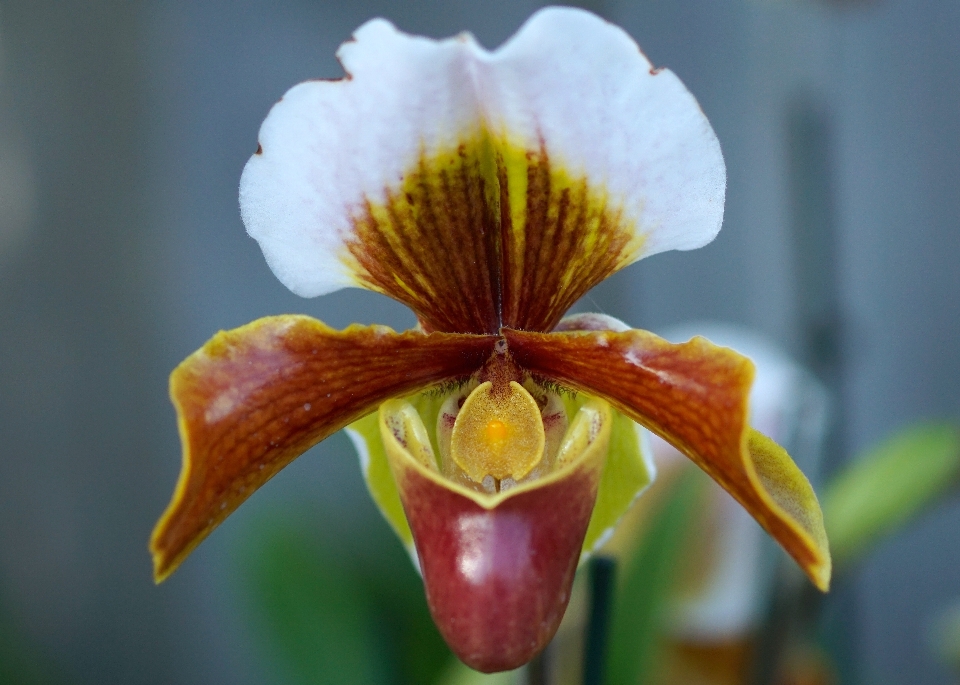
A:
<box><xmin>527</xmin><ymin>645</ymin><xmax>550</xmax><ymax>685</ymax></box>
<box><xmin>787</xmin><ymin>97</ymin><xmax>844</xmax><ymax>406</ymax></box>
<box><xmin>582</xmin><ymin>556</ymin><xmax>616</xmax><ymax>685</ymax></box>
<box><xmin>752</xmin><ymin>95</ymin><xmax>857</xmax><ymax>685</ymax></box>
<box><xmin>789</xmin><ymin>96</ymin><xmax>859</xmax><ymax>685</ymax></box>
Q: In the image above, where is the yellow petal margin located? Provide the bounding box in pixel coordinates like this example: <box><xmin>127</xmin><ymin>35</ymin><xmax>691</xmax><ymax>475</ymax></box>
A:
<box><xmin>150</xmin><ymin>315</ymin><xmax>496</xmax><ymax>582</ymax></box>
<box><xmin>504</xmin><ymin>327</ymin><xmax>831</xmax><ymax>591</ymax></box>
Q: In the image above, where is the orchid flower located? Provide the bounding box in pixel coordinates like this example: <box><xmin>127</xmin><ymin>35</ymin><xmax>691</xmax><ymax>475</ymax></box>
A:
<box><xmin>149</xmin><ymin>7</ymin><xmax>830</xmax><ymax>674</ymax></box>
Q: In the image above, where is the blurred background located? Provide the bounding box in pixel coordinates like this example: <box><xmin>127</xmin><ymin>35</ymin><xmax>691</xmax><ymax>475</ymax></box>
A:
<box><xmin>0</xmin><ymin>0</ymin><xmax>958</xmax><ymax>683</ymax></box>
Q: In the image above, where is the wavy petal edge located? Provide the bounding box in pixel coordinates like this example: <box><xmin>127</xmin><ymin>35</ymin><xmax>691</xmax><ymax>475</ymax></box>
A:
<box><xmin>240</xmin><ymin>8</ymin><xmax>724</xmax><ymax>334</ymax></box>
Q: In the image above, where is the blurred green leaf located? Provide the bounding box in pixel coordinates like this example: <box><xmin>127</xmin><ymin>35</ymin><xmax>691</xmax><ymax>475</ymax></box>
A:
<box><xmin>605</xmin><ymin>468</ymin><xmax>707</xmax><ymax>685</ymax></box>
<box><xmin>238</xmin><ymin>513</ymin><xmax>451</xmax><ymax>685</ymax></box>
<box><xmin>0</xmin><ymin>597</ymin><xmax>57</xmax><ymax>685</ymax></box>
<box><xmin>360</xmin><ymin>541</ymin><xmax>452</xmax><ymax>685</ymax></box>
<box><xmin>823</xmin><ymin>422</ymin><xmax>960</xmax><ymax>566</ymax></box>
<box><xmin>931</xmin><ymin>599</ymin><xmax>960</xmax><ymax>673</ymax></box>
<box><xmin>243</xmin><ymin>523</ymin><xmax>389</xmax><ymax>685</ymax></box>
<box><xmin>434</xmin><ymin>658</ymin><xmax>520</xmax><ymax>685</ymax></box>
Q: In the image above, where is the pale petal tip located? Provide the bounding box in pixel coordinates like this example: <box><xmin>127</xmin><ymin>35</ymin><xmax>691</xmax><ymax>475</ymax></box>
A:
<box><xmin>148</xmin><ymin>528</ymin><xmax>177</xmax><ymax>585</ymax></box>
<box><xmin>150</xmin><ymin>550</ymin><xmax>170</xmax><ymax>585</ymax></box>
<box><xmin>813</xmin><ymin>558</ymin><xmax>832</xmax><ymax>592</ymax></box>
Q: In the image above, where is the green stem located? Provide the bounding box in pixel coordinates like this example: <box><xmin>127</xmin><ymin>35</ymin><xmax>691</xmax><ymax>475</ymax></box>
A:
<box><xmin>582</xmin><ymin>556</ymin><xmax>616</xmax><ymax>685</ymax></box>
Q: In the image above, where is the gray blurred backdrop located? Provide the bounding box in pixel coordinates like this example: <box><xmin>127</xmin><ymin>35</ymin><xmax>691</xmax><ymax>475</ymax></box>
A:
<box><xmin>0</xmin><ymin>0</ymin><xmax>958</xmax><ymax>683</ymax></box>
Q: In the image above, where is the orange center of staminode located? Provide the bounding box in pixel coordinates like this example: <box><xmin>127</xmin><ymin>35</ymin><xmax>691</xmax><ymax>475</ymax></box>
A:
<box><xmin>450</xmin><ymin>381</ymin><xmax>546</xmax><ymax>483</ymax></box>
<box><xmin>485</xmin><ymin>419</ymin><xmax>508</xmax><ymax>443</ymax></box>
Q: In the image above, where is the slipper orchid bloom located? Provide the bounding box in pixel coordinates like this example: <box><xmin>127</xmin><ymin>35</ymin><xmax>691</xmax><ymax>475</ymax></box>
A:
<box><xmin>150</xmin><ymin>7</ymin><xmax>830</xmax><ymax>673</ymax></box>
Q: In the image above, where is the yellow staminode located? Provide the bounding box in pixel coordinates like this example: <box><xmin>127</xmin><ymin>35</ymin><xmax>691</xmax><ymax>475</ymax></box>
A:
<box><xmin>451</xmin><ymin>381</ymin><xmax>545</xmax><ymax>482</ymax></box>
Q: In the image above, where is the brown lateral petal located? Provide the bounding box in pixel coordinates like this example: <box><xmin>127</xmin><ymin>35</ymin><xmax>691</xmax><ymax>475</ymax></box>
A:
<box><xmin>503</xmin><ymin>328</ymin><xmax>831</xmax><ymax>591</ymax></box>
<box><xmin>150</xmin><ymin>315</ymin><xmax>496</xmax><ymax>582</ymax></box>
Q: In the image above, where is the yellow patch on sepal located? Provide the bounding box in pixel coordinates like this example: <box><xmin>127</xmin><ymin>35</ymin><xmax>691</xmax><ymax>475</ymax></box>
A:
<box><xmin>747</xmin><ymin>429</ymin><xmax>831</xmax><ymax>591</ymax></box>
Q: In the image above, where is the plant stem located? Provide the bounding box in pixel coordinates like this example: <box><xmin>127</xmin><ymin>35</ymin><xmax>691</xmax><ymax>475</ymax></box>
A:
<box><xmin>582</xmin><ymin>556</ymin><xmax>616</xmax><ymax>685</ymax></box>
